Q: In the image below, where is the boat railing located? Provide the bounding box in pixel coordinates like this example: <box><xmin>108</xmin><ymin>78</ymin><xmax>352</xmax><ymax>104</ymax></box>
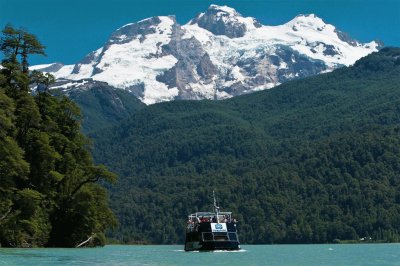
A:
<box><xmin>187</xmin><ymin>212</ymin><xmax>233</xmax><ymax>222</ymax></box>
<box><xmin>186</xmin><ymin>208</ymin><xmax>239</xmax><ymax>234</ymax></box>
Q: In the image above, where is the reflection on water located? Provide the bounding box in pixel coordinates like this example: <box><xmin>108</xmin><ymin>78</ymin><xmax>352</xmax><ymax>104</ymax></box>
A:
<box><xmin>212</xmin><ymin>249</ymin><xmax>247</xmax><ymax>253</ymax></box>
<box><xmin>173</xmin><ymin>249</ymin><xmax>247</xmax><ymax>253</ymax></box>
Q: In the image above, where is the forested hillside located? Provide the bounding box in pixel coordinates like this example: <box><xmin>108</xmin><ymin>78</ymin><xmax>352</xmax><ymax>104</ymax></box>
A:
<box><xmin>0</xmin><ymin>26</ymin><xmax>116</xmax><ymax>247</ymax></box>
<box><xmin>65</xmin><ymin>82</ymin><xmax>145</xmax><ymax>133</ymax></box>
<box><xmin>91</xmin><ymin>48</ymin><xmax>400</xmax><ymax>244</ymax></box>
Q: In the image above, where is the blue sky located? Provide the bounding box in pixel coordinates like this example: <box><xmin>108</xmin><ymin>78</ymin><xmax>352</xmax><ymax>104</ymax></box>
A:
<box><xmin>1</xmin><ymin>0</ymin><xmax>399</xmax><ymax>65</ymax></box>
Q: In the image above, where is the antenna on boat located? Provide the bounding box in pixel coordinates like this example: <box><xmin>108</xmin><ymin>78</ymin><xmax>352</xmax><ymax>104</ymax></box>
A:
<box><xmin>213</xmin><ymin>190</ymin><xmax>220</xmax><ymax>223</ymax></box>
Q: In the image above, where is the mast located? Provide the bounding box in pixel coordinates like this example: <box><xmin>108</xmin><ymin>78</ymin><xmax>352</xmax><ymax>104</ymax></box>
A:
<box><xmin>213</xmin><ymin>190</ymin><xmax>220</xmax><ymax>223</ymax></box>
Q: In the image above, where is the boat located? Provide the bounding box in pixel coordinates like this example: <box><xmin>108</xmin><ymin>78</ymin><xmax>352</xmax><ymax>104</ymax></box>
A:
<box><xmin>184</xmin><ymin>191</ymin><xmax>240</xmax><ymax>251</ymax></box>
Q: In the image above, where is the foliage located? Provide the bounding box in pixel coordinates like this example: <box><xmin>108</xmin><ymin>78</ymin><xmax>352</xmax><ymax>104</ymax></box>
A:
<box><xmin>91</xmin><ymin>48</ymin><xmax>400</xmax><ymax>244</ymax></box>
<box><xmin>65</xmin><ymin>83</ymin><xmax>145</xmax><ymax>134</ymax></box>
<box><xmin>0</xmin><ymin>25</ymin><xmax>116</xmax><ymax>247</ymax></box>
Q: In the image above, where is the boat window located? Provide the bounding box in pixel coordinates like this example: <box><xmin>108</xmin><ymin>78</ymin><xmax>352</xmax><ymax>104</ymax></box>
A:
<box><xmin>214</xmin><ymin>233</ymin><xmax>229</xmax><ymax>241</ymax></box>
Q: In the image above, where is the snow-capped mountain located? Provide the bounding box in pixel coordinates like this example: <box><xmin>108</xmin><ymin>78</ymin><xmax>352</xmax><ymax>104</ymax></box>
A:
<box><xmin>35</xmin><ymin>4</ymin><xmax>381</xmax><ymax>104</ymax></box>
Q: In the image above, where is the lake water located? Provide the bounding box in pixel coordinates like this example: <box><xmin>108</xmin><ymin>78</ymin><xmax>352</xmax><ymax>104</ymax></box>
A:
<box><xmin>0</xmin><ymin>244</ymin><xmax>399</xmax><ymax>265</ymax></box>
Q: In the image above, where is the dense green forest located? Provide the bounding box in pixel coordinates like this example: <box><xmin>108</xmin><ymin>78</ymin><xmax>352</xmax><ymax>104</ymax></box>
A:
<box><xmin>0</xmin><ymin>26</ymin><xmax>116</xmax><ymax>247</ymax></box>
<box><xmin>91</xmin><ymin>48</ymin><xmax>400</xmax><ymax>244</ymax></box>
<box><xmin>65</xmin><ymin>82</ymin><xmax>144</xmax><ymax>134</ymax></box>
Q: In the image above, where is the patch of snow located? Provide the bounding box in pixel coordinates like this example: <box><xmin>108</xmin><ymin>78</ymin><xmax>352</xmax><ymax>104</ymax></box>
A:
<box><xmin>188</xmin><ymin>82</ymin><xmax>216</xmax><ymax>100</ymax></box>
<box><xmin>117</xmin><ymin>34</ymin><xmax>128</xmax><ymax>41</ymax></box>
<box><xmin>210</xmin><ymin>4</ymin><xmax>237</xmax><ymax>14</ymax></box>
<box><xmin>52</xmin><ymin>65</ymin><xmax>74</xmax><ymax>79</ymax></box>
<box><xmin>216</xmin><ymin>90</ymin><xmax>232</xmax><ymax>99</ymax></box>
<box><xmin>29</xmin><ymin>63</ymin><xmax>54</xmax><ymax>70</ymax></box>
<box><xmin>279</xmin><ymin>61</ymin><xmax>288</xmax><ymax>69</ymax></box>
<box><xmin>237</xmin><ymin>17</ymin><xmax>258</xmax><ymax>31</ymax></box>
<box><xmin>51</xmin><ymin>81</ymin><xmax>80</xmax><ymax>90</ymax></box>
<box><xmin>230</xmin><ymin>66</ymin><xmax>245</xmax><ymax>82</ymax></box>
<box><xmin>252</xmin><ymin>83</ymin><xmax>276</xmax><ymax>91</ymax></box>
<box><xmin>141</xmin><ymin>83</ymin><xmax>179</xmax><ymax>105</ymax></box>
<box><xmin>116</xmin><ymin>22</ymin><xmax>135</xmax><ymax>31</ymax></box>
<box><xmin>67</xmin><ymin>63</ymin><xmax>94</xmax><ymax>80</ymax></box>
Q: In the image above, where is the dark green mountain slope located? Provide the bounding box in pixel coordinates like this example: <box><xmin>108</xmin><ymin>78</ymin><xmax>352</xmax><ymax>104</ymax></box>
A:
<box><xmin>91</xmin><ymin>48</ymin><xmax>400</xmax><ymax>244</ymax></box>
<box><xmin>65</xmin><ymin>82</ymin><xmax>145</xmax><ymax>133</ymax></box>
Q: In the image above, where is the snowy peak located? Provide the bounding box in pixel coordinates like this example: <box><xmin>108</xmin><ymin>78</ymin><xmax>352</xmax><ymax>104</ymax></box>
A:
<box><xmin>190</xmin><ymin>4</ymin><xmax>261</xmax><ymax>38</ymax></box>
<box><xmin>35</xmin><ymin>4</ymin><xmax>381</xmax><ymax>105</ymax></box>
<box><xmin>62</xmin><ymin>15</ymin><xmax>181</xmax><ymax>104</ymax></box>
<box><xmin>74</xmin><ymin>15</ymin><xmax>178</xmax><ymax>74</ymax></box>
<box><xmin>286</xmin><ymin>14</ymin><xmax>380</xmax><ymax>49</ymax></box>
<box><xmin>209</xmin><ymin>4</ymin><xmax>238</xmax><ymax>14</ymax></box>
<box><xmin>109</xmin><ymin>16</ymin><xmax>177</xmax><ymax>45</ymax></box>
<box><xmin>30</xmin><ymin>62</ymin><xmax>64</xmax><ymax>73</ymax></box>
<box><xmin>286</xmin><ymin>14</ymin><xmax>333</xmax><ymax>32</ymax></box>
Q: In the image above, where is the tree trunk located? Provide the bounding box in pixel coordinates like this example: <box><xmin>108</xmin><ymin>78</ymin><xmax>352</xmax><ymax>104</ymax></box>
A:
<box><xmin>76</xmin><ymin>234</ymin><xmax>94</xmax><ymax>248</ymax></box>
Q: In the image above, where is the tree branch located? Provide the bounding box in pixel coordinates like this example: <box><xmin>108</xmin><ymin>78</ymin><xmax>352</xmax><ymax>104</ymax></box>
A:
<box><xmin>70</xmin><ymin>176</ymin><xmax>100</xmax><ymax>198</ymax></box>
<box><xmin>76</xmin><ymin>234</ymin><xmax>94</xmax><ymax>248</ymax></box>
<box><xmin>69</xmin><ymin>165</ymin><xmax>116</xmax><ymax>198</ymax></box>
<box><xmin>0</xmin><ymin>207</ymin><xmax>12</xmax><ymax>223</ymax></box>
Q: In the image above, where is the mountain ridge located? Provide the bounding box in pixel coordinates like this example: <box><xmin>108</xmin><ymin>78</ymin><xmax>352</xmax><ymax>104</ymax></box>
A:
<box><xmin>33</xmin><ymin>4</ymin><xmax>380</xmax><ymax>104</ymax></box>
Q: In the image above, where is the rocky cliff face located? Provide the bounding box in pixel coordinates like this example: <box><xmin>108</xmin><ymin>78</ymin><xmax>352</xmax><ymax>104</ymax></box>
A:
<box><xmin>34</xmin><ymin>5</ymin><xmax>381</xmax><ymax>104</ymax></box>
<box><xmin>190</xmin><ymin>4</ymin><xmax>262</xmax><ymax>38</ymax></box>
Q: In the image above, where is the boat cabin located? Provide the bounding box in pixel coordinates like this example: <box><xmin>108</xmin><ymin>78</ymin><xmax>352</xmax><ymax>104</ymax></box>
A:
<box><xmin>186</xmin><ymin>211</ymin><xmax>239</xmax><ymax>243</ymax></box>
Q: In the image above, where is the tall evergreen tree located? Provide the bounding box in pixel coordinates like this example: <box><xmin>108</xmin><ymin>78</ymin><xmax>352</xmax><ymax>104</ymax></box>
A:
<box><xmin>0</xmin><ymin>26</ymin><xmax>116</xmax><ymax>247</ymax></box>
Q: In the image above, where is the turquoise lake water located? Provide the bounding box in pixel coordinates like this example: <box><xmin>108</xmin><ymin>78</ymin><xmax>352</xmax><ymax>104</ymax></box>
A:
<box><xmin>0</xmin><ymin>244</ymin><xmax>399</xmax><ymax>265</ymax></box>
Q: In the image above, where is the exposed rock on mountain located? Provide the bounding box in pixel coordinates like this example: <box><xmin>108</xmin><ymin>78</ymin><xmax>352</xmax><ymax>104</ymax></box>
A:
<box><xmin>33</xmin><ymin>5</ymin><xmax>380</xmax><ymax>104</ymax></box>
